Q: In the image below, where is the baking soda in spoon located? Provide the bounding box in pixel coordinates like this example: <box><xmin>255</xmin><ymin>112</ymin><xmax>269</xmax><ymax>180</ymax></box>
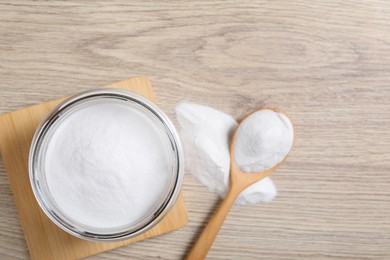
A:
<box><xmin>187</xmin><ymin>108</ymin><xmax>294</xmax><ymax>259</ymax></box>
<box><xmin>176</xmin><ymin>103</ymin><xmax>277</xmax><ymax>205</ymax></box>
<box><xmin>234</xmin><ymin>109</ymin><xmax>294</xmax><ymax>172</ymax></box>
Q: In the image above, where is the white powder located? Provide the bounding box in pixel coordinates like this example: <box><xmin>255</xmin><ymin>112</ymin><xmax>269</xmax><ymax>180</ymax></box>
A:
<box><xmin>234</xmin><ymin>110</ymin><xmax>294</xmax><ymax>173</ymax></box>
<box><xmin>175</xmin><ymin>103</ymin><xmax>277</xmax><ymax>205</ymax></box>
<box><xmin>43</xmin><ymin>99</ymin><xmax>172</xmax><ymax>229</ymax></box>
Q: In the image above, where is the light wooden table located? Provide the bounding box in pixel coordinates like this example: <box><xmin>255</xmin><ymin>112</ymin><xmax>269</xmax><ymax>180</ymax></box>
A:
<box><xmin>1</xmin><ymin>1</ymin><xmax>389</xmax><ymax>259</ymax></box>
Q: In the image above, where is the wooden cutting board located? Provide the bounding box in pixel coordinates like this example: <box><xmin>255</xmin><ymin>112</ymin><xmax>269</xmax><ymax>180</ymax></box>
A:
<box><xmin>0</xmin><ymin>76</ymin><xmax>188</xmax><ymax>260</ymax></box>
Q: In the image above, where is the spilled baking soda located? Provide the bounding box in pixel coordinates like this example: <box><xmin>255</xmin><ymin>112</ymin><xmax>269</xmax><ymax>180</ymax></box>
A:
<box><xmin>176</xmin><ymin>103</ymin><xmax>293</xmax><ymax>205</ymax></box>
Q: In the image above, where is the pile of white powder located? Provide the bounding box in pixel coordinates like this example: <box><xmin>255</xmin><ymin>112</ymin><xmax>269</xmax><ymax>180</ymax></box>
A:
<box><xmin>176</xmin><ymin>103</ymin><xmax>293</xmax><ymax>205</ymax></box>
<box><xmin>234</xmin><ymin>110</ymin><xmax>294</xmax><ymax>173</ymax></box>
<box><xmin>44</xmin><ymin>99</ymin><xmax>172</xmax><ymax>229</ymax></box>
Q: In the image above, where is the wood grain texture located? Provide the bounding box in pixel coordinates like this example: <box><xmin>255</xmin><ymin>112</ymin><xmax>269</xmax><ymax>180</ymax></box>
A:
<box><xmin>0</xmin><ymin>76</ymin><xmax>188</xmax><ymax>260</ymax></box>
<box><xmin>0</xmin><ymin>0</ymin><xmax>390</xmax><ymax>259</ymax></box>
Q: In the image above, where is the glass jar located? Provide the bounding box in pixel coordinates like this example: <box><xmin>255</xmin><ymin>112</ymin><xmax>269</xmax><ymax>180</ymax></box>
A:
<box><xmin>29</xmin><ymin>88</ymin><xmax>184</xmax><ymax>241</ymax></box>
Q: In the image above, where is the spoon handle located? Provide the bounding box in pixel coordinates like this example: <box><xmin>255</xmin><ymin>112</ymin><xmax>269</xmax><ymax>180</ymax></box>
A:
<box><xmin>187</xmin><ymin>187</ymin><xmax>240</xmax><ymax>260</ymax></box>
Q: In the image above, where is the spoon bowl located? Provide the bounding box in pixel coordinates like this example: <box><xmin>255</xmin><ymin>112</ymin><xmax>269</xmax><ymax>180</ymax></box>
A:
<box><xmin>187</xmin><ymin>107</ymin><xmax>294</xmax><ymax>260</ymax></box>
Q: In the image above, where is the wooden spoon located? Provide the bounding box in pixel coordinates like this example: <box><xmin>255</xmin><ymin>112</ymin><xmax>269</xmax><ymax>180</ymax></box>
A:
<box><xmin>186</xmin><ymin>108</ymin><xmax>293</xmax><ymax>260</ymax></box>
